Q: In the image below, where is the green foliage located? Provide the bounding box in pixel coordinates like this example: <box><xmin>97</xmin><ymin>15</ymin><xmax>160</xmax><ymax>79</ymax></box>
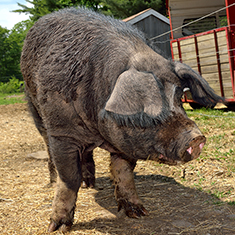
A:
<box><xmin>13</xmin><ymin>0</ymin><xmax>165</xmax><ymax>21</ymax></box>
<box><xmin>0</xmin><ymin>77</ymin><xmax>24</xmax><ymax>94</ymax></box>
<box><xmin>228</xmin><ymin>201</ymin><xmax>235</xmax><ymax>206</ymax></box>
<box><xmin>9</xmin><ymin>20</ymin><xmax>34</xmax><ymax>48</ymax></box>
<box><xmin>0</xmin><ymin>20</ymin><xmax>33</xmax><ymax>83</ymax></box>
<box><xmin>13</xmin><ymin>0</ymin><xmax>104</xmax><ymax>21</ymax></box>
<box><xmin>101</xmin><ymin>0</ymin><xmax>166</xmax><ymax>18</ymax></box>
<box><xmin>0</xmin><ymin>26</ymin><xmax>22</xmax><ymax>83</ymax></box>
<box><xmin>14</xmin><ymin>0</ymin><xmax>60</xmax><ymax>21</ymax></box>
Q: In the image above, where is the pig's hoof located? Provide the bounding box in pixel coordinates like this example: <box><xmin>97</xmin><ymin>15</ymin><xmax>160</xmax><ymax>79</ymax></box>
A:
<box><xmin>81</xmin><ymin>179</ymin><xmax>95</xmax><ymax>188</ymax></box>
<box><xmin>44</xmin><ymin>181</ymin><xmax>56</xmax><ymax>188</ymax></box>
<box><xmin>118</xmin><ymin>199</ymin><xmax>149</xmax><ymax>218</ymax></box>
<box><xmin>48</xmin><ymin>218</ymin><xmax>72</xmax><ymax>233</ymax></box>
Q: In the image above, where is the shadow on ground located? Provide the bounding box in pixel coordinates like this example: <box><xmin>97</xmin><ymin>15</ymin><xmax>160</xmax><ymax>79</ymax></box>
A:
<box><xmin>72</xmin><ymin>174</ymin><xmax>235</xmax><ymax>235</ymax></box>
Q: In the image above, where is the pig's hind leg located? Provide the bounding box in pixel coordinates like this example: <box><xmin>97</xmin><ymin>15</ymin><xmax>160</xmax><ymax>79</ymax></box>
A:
<box><xmin>110</xmin><ymin>153</ymin><xmax>149</xmax><ymax>218</ymax></box>
<box><xmin>81</xmin><ymin>150</ymin><xmax>95</xmax><ymax>188</ymax></box>
<box><xmin>27</xmin><ymin>96</ymin><xmax>57</xmax><ymax>184</ymax></box>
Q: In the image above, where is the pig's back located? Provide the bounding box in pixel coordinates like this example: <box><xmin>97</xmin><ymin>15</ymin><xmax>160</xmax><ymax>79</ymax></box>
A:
<box><xmin>21</xmin><ymin>7</ymin><xmax>147</xmax><ymax>101</ymax></box>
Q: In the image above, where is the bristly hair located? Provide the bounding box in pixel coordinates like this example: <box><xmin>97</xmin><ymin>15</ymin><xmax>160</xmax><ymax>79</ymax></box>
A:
<box><xmin>25</xmin><ymin>7</ymin><xmax>148</xmax><ymax>103</ymax></box>
<box><xmin>99</xmin><ymin>109</ymin><xmax>170</xmax><ymax>128</ymax></box>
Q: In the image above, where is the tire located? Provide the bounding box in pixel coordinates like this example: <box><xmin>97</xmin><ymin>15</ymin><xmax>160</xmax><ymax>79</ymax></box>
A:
<box><xmin>226</xmin><ymin>103</ymin><xmax>235</xmax><ymax>111</ymax></box>
<box><xmin>189</xmin><ymin>102</ymin><xmax>215</xmax><ymax>109</ymax></box>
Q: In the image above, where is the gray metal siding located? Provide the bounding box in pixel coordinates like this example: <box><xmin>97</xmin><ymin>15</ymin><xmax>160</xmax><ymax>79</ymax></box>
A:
<box><xmin>133</xmin><ymin>16</ymin><xmax>171</xmax><ymax>58</ymax></box>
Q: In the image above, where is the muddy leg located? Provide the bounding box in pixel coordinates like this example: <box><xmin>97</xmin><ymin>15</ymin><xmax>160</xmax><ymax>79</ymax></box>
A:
<box><xmin>110</xmin><ymin>153</ymin><xmax>149</xmax><ymax>218</ymax></box>
<box><xmin>27</xmin><ymin>97</ymin><xmax>57</xmax><ymax>184</ymax></box>
<box><xmin>48</xmin><ymin>136</ymin><xmax>81</xmax><ymax>233</ymax></box>
<box><xmin>47</xmin><ymin>152</ymin><xmax>57</xmax><ymax>184</ymax></box>
<box><xmin>81</xmin><ymin>150</ymin><xmax>95</xmax><ymax>188</ymax></box>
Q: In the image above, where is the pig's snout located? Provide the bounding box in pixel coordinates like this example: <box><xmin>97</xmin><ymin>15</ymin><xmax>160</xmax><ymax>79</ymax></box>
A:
<box><xmin>181</xmin><ymin>135</ymin><xmax>206</xmax><ymax>162</ymax></box>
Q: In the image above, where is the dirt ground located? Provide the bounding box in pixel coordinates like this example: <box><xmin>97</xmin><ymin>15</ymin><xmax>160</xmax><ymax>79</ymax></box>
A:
<box><xmin>0</xmin><ymin>103</ymin><xmax>235</xmax><ymax>235</ymax></box>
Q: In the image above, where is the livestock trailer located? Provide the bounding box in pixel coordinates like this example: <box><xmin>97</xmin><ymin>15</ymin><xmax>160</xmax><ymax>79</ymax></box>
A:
<box><xmin>167</xmin><ymin>0</ymin><xmax>235</xmax><ymax>109</ymax></box>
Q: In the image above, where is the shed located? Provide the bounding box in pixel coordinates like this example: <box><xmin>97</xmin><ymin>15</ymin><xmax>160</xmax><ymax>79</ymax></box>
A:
<box><xmin>123</xmin><ymin>8</ymin><xmax>171</xmax><ymax>58</ymax></box>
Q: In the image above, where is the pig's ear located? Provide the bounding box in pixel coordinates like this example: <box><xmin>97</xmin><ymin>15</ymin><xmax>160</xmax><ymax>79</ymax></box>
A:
<box><xmin>174</xmin><ymin>62</ymin><xmax>224</xmax><ymax>108</ymax></box>
<box><xmin>101</xmin><ymin>68</ymin><xmax>168</xmax><ymax>127</ymax></box>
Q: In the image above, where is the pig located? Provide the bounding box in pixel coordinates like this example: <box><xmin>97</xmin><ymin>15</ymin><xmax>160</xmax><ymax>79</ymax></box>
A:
<box><xmin>20</xmin><ymin>7</ymin><xmax>222</xmax><ymax>232</ymax></box>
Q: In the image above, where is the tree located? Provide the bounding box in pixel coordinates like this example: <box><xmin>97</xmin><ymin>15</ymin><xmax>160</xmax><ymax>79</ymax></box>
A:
<box><xmin>0</xmin><ymin>26</ymin><xmax>22</xmax><ymax>83</ymax></box>
<box><xmin>9</xmin><ymin>20</ymin><xmax>34</xmax><ymax>48</ymax></box>
<box><xmin>0</xmin><ymin>27</ymin><xmax>11</xmax><ymax>82</ymax></box>
<box><xmin>13</xmin><ymin>0</ymin><xmax>103</xmax><ymax>22</ymax></box>
<box><xmin>13</xmin><ymin>0</ymin><xmax>61</xmax><ymax>22</ymax></box>
<box><xmin>0</xmin><ymin>21</ymin><xmax>33</xmax><ymax>83</ymax></box>
<box><xmin>60</xmin><ymin>0</ymin><xmax>101</xmax><ymax>10</ymax></box>
<box><xmin>13</xmin><ymin>0</ymin><xmax>166</xmax><ymax>21</ymax></box>
<box><xmin>101</xmin><ymin>0</ymin><xmax>166</xmax><ymax>18</ymax></box>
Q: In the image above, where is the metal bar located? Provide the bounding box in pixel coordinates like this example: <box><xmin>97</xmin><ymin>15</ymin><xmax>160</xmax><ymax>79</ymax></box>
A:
<box><xmin>225</xmin><ymin>27</ymin><xmax>235</xmax><ymax>99</ymax></box>
<box><xmin>177</xmin><ymin>39</ymin><xmax>182</xmax><ymax>63</ymax></box>
<box><xmin>225</xmin><ymin>0</ymin><xmax>235</xmax><ymax>32</ymax></box>
<box><xmin>170</xmin><ymin>41</ymin><xmax>175</xmax><ymax>61</ymax></box>
<box><xmin>167</xmin><ymin>4</ymin><xmax>174</xmax><ymax>40</ymax></box>
<box><xmin>225</xmin><ymin>99</ymin><xmax>235</xmax><ymax>102</ymax></box>
<box><xmin>176</xmin><ymin>39</ymin><xmax>187</xmax><ymax>101</ymax></box>
<box><xmin>213</xmin><ymin>30</ymin><xmax>224</xmax><ymax>97</ymax></box>
<box><xmin>194</xmin><ymin>35</ymin><xmax>201</xmax><ymax>75</ymax></box>
<box><xmin>170</xmin><ymin>27</ymin><xmax>228</xmax><ymax>43</ymax></box>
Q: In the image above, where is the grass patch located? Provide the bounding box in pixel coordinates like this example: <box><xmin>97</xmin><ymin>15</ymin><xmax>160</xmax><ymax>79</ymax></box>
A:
<box><xmin>0</xmin><ymin>77</ymin><xmax>26</xmax><ymax>105</ymax></box>
<box><xmin>0</xmin><ymin>93</ymin><xmax>26</xmax><ymax>105</ymax></box>
<box><xmin>184</xmin><ymin>105</ymin><xmax>235</xmax><ymax>159</ymax></box>
<box><xmin>181</xmin><ymin>104</ymin><xmax>235</xmax><ymax>204</ymax></box>
<box><xmin>0</xmin><ymin>77</ymin><xmax>24</xmax><ymax>94</ymax></box>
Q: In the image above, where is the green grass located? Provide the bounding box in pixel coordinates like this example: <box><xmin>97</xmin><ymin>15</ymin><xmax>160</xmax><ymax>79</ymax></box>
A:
<box><xmin>0</xmin><ymin>93</ymin><xmax>26</xmax><ymax>105</ymax></box>
<box><xmin>0</xmin><ymin>77</ymin><xmax>26</xmax><ymax>105</ymax></box>
<box><xmin>182</xmin><ymin>104</ymin><xmax>235</xmax><ymax>204</ymax></box>
<box><xmin>228</xmin><ymin>201</ymin><xmax>235</xmax><ymax>206</ymax></box>
<box><xmin>186</xmin><ymin>106</ymin><xmax>235</xmax><ymax>171</ymax></box>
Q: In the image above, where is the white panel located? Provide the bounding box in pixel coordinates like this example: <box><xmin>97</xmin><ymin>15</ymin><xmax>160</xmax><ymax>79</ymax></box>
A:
<box><xmin>169</xmin><ymin>0</ymin><xmax>225</xmax><ymax>38</ymax></box>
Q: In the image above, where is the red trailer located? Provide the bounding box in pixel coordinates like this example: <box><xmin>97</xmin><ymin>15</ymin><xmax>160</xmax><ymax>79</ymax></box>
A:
<box><xmin>167</xmin><ymin>0</ymin><xmax>235</xmax><ymax>109</ymax></box>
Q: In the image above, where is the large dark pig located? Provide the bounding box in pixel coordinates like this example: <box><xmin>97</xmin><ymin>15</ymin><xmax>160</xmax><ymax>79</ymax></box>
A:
<box><xmin>21</xmin><ymin>7</ymin><xmax>222</xmax><ymax>232</ymax></box>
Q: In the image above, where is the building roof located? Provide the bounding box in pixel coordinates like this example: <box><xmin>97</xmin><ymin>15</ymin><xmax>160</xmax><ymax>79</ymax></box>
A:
<box><xmin>123</xmin><ymin>8</ymin><xmax>169</xmax><ymax>25</ymax></box>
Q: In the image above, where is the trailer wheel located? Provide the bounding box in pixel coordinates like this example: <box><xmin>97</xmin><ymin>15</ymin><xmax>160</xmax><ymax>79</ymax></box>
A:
<box><xmin>226</xmin><ymin>104</ymin><xmax>235</xmax><ymax>111</ymax></box>
<box><xmin>189</xmin><ymin>103</ymin><xmax>215</xmax><ymax>110</ymax></box>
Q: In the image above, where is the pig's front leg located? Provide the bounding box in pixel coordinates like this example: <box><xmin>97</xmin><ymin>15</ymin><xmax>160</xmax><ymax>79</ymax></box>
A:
<box><xmin>47</xmin><ymin>136</ymin><xmax>81</xmax><ymax>233</ymax></box>
<box><xmin>110</xmin><ymin>153</ymin><xmax>149</xmax><ymax>218</ymax></box>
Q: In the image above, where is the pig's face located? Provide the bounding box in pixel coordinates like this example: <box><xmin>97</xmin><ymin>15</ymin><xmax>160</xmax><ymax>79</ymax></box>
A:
<box><xmin>99</xmin><ymin>114</ymin><xmax>206</xmax><ymax>165</ymax></box>
<box><xmin>149</xmin><ymin>114</ymin><xmax>206</xmax><ymax>165</ymax></box>
<box><xmin>99</xmin><ymin>61</ymin><xmax>221</xmax><ymax>164</ymax></box>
